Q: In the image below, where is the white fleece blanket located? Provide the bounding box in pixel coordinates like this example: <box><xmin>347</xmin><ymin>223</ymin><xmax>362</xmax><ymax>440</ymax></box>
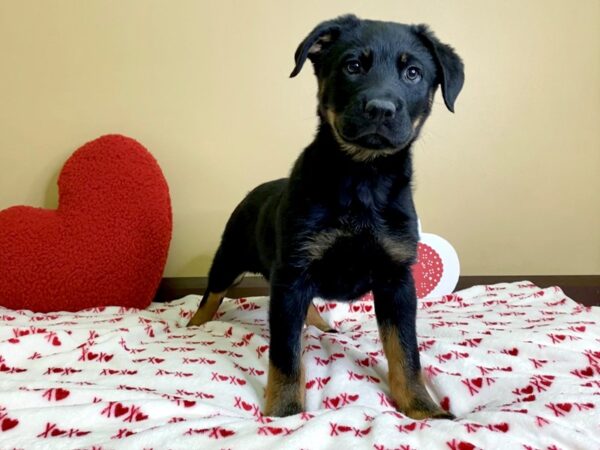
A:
<box><xmin>0</xmin><ymin>282</ymin><xmax>598</xmax><ymax>449</ymax></box>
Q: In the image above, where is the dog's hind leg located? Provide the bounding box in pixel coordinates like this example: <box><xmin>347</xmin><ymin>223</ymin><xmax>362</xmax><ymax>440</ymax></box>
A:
<box><xmin>187</xmin><ymin>290</ymin><xmax>226</xmax><ymax>327</ymax></box>
<box><xmin>187</xmin><ymin>246</ymin><xmax>244</xmax><ymax>327</ymax></box>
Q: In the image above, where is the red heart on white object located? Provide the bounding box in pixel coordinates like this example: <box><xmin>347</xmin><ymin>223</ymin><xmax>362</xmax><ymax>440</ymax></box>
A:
<box><xmin>411</xmin><ymin>221</ymin><xmax>460</xmax><ymax>299</ymax></box>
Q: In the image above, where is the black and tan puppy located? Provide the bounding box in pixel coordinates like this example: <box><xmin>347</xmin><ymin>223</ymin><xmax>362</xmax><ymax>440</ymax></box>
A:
<box><xmin>189</xmin><ymin>15</ymin><xmax>464</xmax><ymax>419</ymax></box>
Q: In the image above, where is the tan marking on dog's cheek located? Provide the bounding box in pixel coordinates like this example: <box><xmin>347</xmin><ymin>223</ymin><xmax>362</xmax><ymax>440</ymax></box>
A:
<box><xmin>413</xmin><ymin>113</ymin><xmax>425</xmax><ymax>128</ymax></box>
<box><xmin>187</xmin><ymin>290</ymin><xmax>226</xmax><ymax>326</ymax></box>
<box><xmin>325</xmin><ymin>109</ymin><xmax>337</xmax><ymax>129</ymax></box>
<box><xmin>264</xmin><ymin>362</ymin><xmax>305</xmax><ymax>416</ymax></box>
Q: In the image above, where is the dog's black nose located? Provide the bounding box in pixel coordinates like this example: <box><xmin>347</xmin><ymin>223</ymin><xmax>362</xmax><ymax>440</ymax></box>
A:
<box><xmin>365</xmin><ymin>99</ymin><xmax>396</xmax><ymax>120</ymax></box>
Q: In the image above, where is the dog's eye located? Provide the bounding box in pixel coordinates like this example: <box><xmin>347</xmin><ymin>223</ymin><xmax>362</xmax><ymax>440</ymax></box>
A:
<box><xmin>404</xmin><ymin>66</ymin><xmax>422</xmax><ymax>83</ymax></box>
<box><xmin>344</xmin><ymin>61</ymin><xmax>362</xmax><ymax>75</ymax></box>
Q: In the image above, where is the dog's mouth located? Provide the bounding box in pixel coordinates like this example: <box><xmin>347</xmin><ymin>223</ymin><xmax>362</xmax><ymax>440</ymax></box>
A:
<box><xmin>325</xmin><ymin>109</ymin><xmax>415</xmax><ymax>160</ymax></box>
<box><xmin>337</xmin><ymin>124</ymin><xmax>412</xmax><ymax>152</ymax></box>
<box><xmin>327</xmin><ymin>110</ymin><xmax>412</xmax><ymax>154</ymax></box>
<box><xmin>344</xmin><ymin>132</ymin><xmax>396</xmax><ymax>150</ymax></box>
<box><xmin>332</xmin><ymin>129</ymin><xmax>405</xmax><ymax>162</ymax></box>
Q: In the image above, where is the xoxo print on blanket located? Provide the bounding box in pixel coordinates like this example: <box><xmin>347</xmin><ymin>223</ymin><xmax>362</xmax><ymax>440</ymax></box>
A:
<box><xmin>0</xmin><ymin>282</ymin><xmax>598</xmax><ymax>449</ymax></box>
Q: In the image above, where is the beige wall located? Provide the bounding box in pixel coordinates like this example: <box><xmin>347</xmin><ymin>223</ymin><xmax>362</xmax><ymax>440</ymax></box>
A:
<box><xmin>1</xmin><ymin>0</ymin><xmax>599</xmax><ymax>277</ymax></box>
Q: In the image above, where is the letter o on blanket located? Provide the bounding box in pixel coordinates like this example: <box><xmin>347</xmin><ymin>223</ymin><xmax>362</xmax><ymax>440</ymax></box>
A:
<box><xmin>0</xmin><ymin>135</ymin><xmax>172</xmax><ymax>312</ymax></box>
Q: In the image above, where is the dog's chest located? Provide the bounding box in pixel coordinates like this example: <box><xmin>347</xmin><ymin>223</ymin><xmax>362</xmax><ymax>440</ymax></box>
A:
<box><xmin>302</xmin><ymin>225</ymin><xmax>414</xmax><ymax>266</ymax></box>
<box><xmin>303</xmin><ymin>226</ymin><xmax>415</xmax><ymax>301</ymax></box>
<box><xmin>337</xmin><ymin>175</ymin><xmax>389</xmax><ymax>224</ymax></box>
<box><xmin>300</xmin><ymin>189</ymin><xmax>416</xmax><ymax>268</ymax></box>
<box><xmin>294</xmin><ymin>166</ymin><xmax>417</xmax><ymax>292</ymax></box>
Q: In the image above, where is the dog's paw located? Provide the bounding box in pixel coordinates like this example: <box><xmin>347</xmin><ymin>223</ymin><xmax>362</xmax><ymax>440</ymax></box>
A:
<box><xmin>403</xmin><ymin>406</ymin><xmax>455</xmax><ymax>421</ymax></box>
<box><xmin>264</xmin><ymin>400</ymin><xmax>304</xmax><ymax>418</ymax></box>
<box><xmin>429</xmin><ymin>409</ymin><xmax>456</xmax><ymax>420</ymax></box>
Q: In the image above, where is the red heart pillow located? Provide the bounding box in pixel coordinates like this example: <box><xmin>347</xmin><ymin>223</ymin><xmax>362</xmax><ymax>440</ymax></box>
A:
<box><xmin>0</xmin><ymin>135</ymin><xmax>172</xmax><ymax>312</ymax></box>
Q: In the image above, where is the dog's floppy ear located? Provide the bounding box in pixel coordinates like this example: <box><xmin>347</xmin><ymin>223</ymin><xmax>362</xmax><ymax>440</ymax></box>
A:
<box><xmin>413</xmin><ymin>25</ymin><xmax>464</xmax><ymax>112</ymax></box>
<box><xmin>290</xmin><ymin>14</ymin><xmax>359</xmax><ymax>78</ymax></box>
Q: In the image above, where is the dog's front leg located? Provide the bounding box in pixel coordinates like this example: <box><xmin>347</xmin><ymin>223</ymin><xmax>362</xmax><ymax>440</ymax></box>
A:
<box><xmin>373</xmin><ymin>266</ymin><xmax>454</xmax><ymax>420</ymax></box>
<box><xmin>264</xmin><ymin>269</ymin><xmax>312</xmax><ymax>417</ymax></box>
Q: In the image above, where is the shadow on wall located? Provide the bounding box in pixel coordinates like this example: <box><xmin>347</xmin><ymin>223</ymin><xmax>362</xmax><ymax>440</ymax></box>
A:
<box><xmin>45</xmin><ymin>171</ymin><xmax>60</xmax><ymax>210</ymax></box>
<box><xmin>43</xmin><ymin>142</ymin><xmax>75</xmax><ymax>210</ymax></box>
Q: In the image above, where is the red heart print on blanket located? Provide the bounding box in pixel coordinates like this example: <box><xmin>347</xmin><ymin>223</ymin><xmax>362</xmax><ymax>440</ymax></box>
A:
<box><xmin>1</xmin><ymin>417</ymin><xmax>19</xmax><ymax>432</ymax></box>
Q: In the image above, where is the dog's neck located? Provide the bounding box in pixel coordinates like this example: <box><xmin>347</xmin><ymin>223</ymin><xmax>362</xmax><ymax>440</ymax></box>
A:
<box><xmin>290</xmin><ymin>121</ymin><xmax>416</xmax><ymax>224</ymax></box>
<box><xmin>308</xmin><ymin>120</ymin><xmax>414</xmax><ymax>181</ymax></box>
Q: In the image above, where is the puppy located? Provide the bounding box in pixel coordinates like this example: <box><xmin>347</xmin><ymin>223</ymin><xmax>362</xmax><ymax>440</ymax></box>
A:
<box><xmin>189</xmin><ymin>15</ymin><xmax>464</xmax><ymax>419</ymax></box>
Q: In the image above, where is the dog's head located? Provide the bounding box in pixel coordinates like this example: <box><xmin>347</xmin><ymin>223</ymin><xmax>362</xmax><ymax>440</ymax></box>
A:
<box><xmin>291</xmin><ymin>15</ymin><xmax>464</xmax><ymax>161</ymax></box>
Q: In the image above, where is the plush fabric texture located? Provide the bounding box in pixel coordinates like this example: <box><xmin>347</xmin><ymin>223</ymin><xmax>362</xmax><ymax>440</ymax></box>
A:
<box><xmin>0</xmin><ymin>283</ymin><xmax>597</xmax><ymax>448</ymax></box>
<box><xmin>0</xmin><ymin>134</ymin><xmax>172</xmax><ymax>312</ymax></box>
